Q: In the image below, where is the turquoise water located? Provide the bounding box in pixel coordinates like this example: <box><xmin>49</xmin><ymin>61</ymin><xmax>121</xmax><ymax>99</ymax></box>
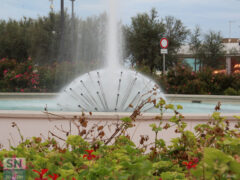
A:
<box><xmin>0</xmin><ymin>98</ymin><xmax>239</xmax><ymax>114</ymax></box>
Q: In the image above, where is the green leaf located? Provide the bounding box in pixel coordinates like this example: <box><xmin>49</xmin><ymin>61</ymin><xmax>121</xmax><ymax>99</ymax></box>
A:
<box><xmin>165</xmin><ymin>104</ymin><xmax>175</xmax><ymax>110</ymax></box>
<box><xmin>169</xmin><ymin>116</ymin><xmax>178</xmax><ymax>123</ymax></box>
<box><xmin>234</xmin><ymin>115</ymin><xmax>240</xmax><ymax>120</ymax></box>
<box><xmin>176</xmin><ymin>105</ymin><xmax>183</xmax><ymax>110</ymax></box>
<box><xmin>161</xmin><ymin>171</ymin><xmax>186</xmax><ymax>180</ymax></box>
<box><xmin>230</xmin><ymin>160</ymin><xmax>240</xmax><ymax>176</ymax></box>
<box><xmin>150</xmin><ymin>123</ymin><xmax>157</xmax><ymax>129</ymax></box>
<box><xmin>156</xmin><ymin>139</ymin><xmax>166</xmax><ymax>148</ymax></box>
<box><xmin>159</xmin><ymin>98</ymin><xmax>166</xmax><ymax>106</ymax></box>
<box><xmin>121</xmin><ymin>117</ymin><xmax>132</xmax><ymax>123</ymax></box>
<box><xmin>150</xmin><ymin>123</ymin><xmax>162</xmax><ymax>132</ymax></box>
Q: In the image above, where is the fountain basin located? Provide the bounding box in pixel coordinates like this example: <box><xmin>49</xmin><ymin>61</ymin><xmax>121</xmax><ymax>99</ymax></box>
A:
<box><xmin>0</xmin><ymin>93</ymin><xmax>239</xmax><ymax>114</ymax></box>
<box><xmin>0</xmin><ymin>110</ymin><xmax>238</xmax><ymax>149</ymax></box>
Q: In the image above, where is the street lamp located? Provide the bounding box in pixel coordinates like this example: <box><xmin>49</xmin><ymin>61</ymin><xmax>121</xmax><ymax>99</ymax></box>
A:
<box><xmin>49</xmin><ymin>0</ymin><xmax>54</xmax><ymax>12</ymax></box>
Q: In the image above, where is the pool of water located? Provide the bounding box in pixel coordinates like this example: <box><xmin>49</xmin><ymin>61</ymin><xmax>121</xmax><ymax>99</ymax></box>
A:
<box><xmin>0</xmin><ymin>98</ymin><xmax>239</xmax><ymax>114</ymax></box>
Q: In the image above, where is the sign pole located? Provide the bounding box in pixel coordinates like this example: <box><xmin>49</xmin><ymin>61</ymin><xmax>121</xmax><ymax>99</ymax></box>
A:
<box><xmin>160</xmin><ymin>38</ymin><xmax>168</xmax><ymax>75</ymax></box>
<box><xmin>163</xmin><ymin>54</ymin><xmax>165</xmax><ymax>75</ymax></box>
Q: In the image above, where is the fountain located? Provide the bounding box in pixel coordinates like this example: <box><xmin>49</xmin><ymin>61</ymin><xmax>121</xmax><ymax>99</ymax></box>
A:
<box><xmin>57</xmin><ymin>68</ymin><xmax>163</xmax><ymax>112</ymax></box>
<box><xmin>56</xmin><ymin>0</ymin><xmax>165</xmax><ymax>112</ymax></box>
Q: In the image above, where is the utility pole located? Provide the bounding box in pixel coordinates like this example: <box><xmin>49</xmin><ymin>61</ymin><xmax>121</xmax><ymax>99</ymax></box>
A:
<box><xmin>61</xmin><ymin>0</ymin><xmax>64</xmax><ymax>32</ymax></box>
<box><xmin>49</xmin><ymin>0</ymin><xmax>54</xmax><ymax>12</ymax></box>
<box><xmin>238</xmin><ymin>26</ymin><xmax>240</xmax><ymax>47</ymax></box>
<box><xmin>70</xmin><ymin>0</ymin><xmax>76</xmax><ymax>62</ymax></box>
<box><xmin>228</xmin><ymin>20</ymin><xmax>236</xmax><ymax>43</ymax></box>
<box><xmin>59</xmin><ymin>0</ymin><xmax>65</xmax><ymax>61</ymax></box>
<box><xmin>226</xmin><ymin>20</ymin><xmax>236</xmax><ymax>75</ymax></box>
<box><xmin>70</xmin><ymin>0</ymin><xmax>75</xmax><ymax>20</ymax></box>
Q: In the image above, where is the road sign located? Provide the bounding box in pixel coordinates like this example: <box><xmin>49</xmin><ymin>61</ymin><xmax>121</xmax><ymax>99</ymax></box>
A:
<box><xmin>161</xmin><ymin>49</ymin><xmax>168</xmax><ymax>54</ymax></box>
<box><xmin>160</xmin><ymin>38</ymin><xmax>168</xmax><ymax>49</ymax></box>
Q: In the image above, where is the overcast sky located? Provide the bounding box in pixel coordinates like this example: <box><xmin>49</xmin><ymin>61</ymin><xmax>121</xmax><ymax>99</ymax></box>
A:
<box><xmin>1</xmin><ymin>0</ymin><xmax>240</xmax><ymax>38</ymax></box>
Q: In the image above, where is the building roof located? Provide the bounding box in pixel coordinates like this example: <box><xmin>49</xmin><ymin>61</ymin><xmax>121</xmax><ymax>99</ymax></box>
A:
<box><xmin>178</xmin><ymin>39</ymin><xmax>240</xmax><ymax>57</ymax></box>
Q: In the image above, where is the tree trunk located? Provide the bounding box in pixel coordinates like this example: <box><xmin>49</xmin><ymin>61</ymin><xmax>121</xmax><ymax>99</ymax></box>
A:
<box><xmin>150</xmin><ymin>65</ymin><xmax>154</xmax><ymax>75</ymax></box>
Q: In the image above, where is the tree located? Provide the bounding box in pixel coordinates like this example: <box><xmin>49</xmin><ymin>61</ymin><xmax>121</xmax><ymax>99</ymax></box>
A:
<box><xmin>189</xmin><ymin>25</ymin><xmax>202</xmax><ymax>71</ymax></box>
<box><xmin>163</xmin><ymin>16</ymin><xmax>190</xmax><ymax>69</ymax></box>
<box><xmin>124</xmin><ymin>8</ymin><xmax>165</xmax><ymax>74</ymax></box>
<box><xmin>199</xmin><ymin>31</ymin><xmax>225</xmax><ymax>68</ymax></box>
<box><xmin>28</xmin><ymin>13</ymin><xmax>63</xmax><ymax>64</ymax></box>
<box><xmin>0</xmin><ymin>18</ymin><xmax>32</xmax><ymax>62</ymax></box>
<box><xmin>0</xmin><ymin>12</ymin><xmax>107</xmax><ymax>68</ymax></box>
<box><xmin>125</xmin><ymin>11</ymin><xmax>189</xmax><ymax>74</ymax></box>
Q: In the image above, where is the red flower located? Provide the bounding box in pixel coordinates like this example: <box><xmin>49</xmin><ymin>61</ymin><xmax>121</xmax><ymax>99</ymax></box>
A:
<box><xmin>3</xmin><ymin>69</ymin><xmax>8</xmax><ymax>75</ymax></box>
<box><xmin>20</xmin><ymin>89</ymin><xmax>24</xmax><ymax>92</ymax></box>
<box><xmin>15</xmin><ymin>74</ymin><xmax>23</xmax><ymax>78</ymax></box>
<box><xmin>83</xmin><ymin>150</ymin><xmax>96</xmax><ymax>160</ymax></box>
<box><xmin>0</xmin><ymin>58</ymin><xmax>6</xmax><ymax>62</ymax></box>
<box><xmin>192</xmin><ymin>157</ymin><xmax>199</xmax><ymax>163</ymax></box>
<box><xmin>72</xmin><ymin>178</ymin><xmax>77</xmax><ymax>180</ymax></box>
<box><xmin>32</xmin><ymin>169</ymin><xmax>48</xmax><ymax>180</ymax></box>
<box><xmin>182</xmin><ymin>158</ymin><xmax>198</xmax><ymax>169</ymax></box>
<box><xmin>48</xmin><ymin>173</ymin><xmax>59</xmax><ymax>180</ymax></box>
<box><xmin>28</xmin><ymin>65</ymin><xmax>32</xmax><ymax>70</ymax></box>
<box><xmin>0</xmin><ymin>160</ymin><xmax>3</xmax><ymax>167</ymax></box>
<box><xmin>31</xmin><ymin>78</ymin><xmax>35</xmax><ymax>84</ymax></box>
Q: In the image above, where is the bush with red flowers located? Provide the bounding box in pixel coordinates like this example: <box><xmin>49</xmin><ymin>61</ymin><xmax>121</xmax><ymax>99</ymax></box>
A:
<box><xmin>0</xmin><ymin>58</ymin><xmax>39</xmax><ymax>92</ymax></box>
<box><xmin>159</xmin><ymin>65</ymin><xmax>240</xmax><ymax>95</ymax></box>
<box><xmin>0</xmin><ymin>58</ymin><xmax>97</xmax><ymax>92</ymax></box>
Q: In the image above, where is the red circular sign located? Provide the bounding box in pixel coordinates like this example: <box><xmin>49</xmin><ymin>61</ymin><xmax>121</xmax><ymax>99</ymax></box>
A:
<box><xmin>160</xmin><ymin>38</ymin><xmax>168</xmax><ymax>49</ymax></box>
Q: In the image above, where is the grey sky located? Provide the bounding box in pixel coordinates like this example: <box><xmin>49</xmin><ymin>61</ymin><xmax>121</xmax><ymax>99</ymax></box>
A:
<box><xmin>1</xmin><ymin>0</ymin><xmax>240</xmax><ymax>38</ymax></box>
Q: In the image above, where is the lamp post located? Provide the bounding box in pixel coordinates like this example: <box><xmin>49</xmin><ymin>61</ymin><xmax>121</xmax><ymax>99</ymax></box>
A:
<box><xmin>49</xmin><ymin>0</ymin><xmax>54</xmax><ymax>12</ymax></box>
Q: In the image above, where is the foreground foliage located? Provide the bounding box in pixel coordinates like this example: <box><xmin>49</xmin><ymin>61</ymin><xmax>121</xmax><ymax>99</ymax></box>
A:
<box><xmin>0</xmin><ymin>100</ymin><xmax>240</xmax><ymax>179</ymax></box>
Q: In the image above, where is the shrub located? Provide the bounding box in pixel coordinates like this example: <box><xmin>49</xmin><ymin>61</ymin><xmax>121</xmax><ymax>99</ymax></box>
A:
<box><xmin>224</xmin><ymin>87</ymin><xmax>239</xmax><ymax>95</ymax></box>
<box><xmin>0</xmin><ymin>58</ymin><xmax>39</xmax><ymax>92</ymax></box>
<box><xmin>160</xmin><ymin>65</ymin><xmax>240</xmax><ymax>95</ymax></box>
<box><xmin>0</xmin><ymin>58</ymin><xmax>97</xmax><ymax>92</ymax></box>
<box><xmin>0</xmin><ymin>99</ymin><xmax>239</xmax><ymax>179</ymax></box>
